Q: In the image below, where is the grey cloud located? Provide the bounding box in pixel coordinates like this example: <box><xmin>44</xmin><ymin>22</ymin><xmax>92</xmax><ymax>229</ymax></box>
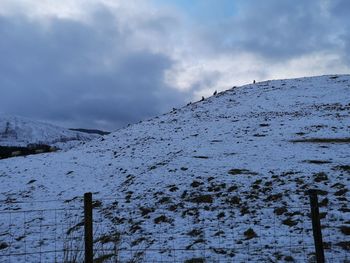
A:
<box><xmin>205</xmin><ymin>0</ymin><xmax>349</xmax><ymax>62</ymax></box>
<box><xmin>330</xmin><ymin>0</ymin><xmax>350</xmax><ymax>18</ymax></box>
<box><xmin>330</xmin><ymin>0</ymin><xmax>350</xmax><ymax>64</ymax></box>
<box><xmin>0</xmin><ymin>9</ymin><xmax>187</xmax><ymax>131</ymax></box>
<box><xmin>1</xmin><ymin>0</ymin><xmax>349</xmax><ymax>132</ymax></box>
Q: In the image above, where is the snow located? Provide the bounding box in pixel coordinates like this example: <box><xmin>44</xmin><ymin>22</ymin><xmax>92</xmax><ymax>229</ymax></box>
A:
<box><xmin>0</xmin><ymin>75</ymin><xmax>349</xmax><ymax>262</ymax></box>
<box><xmin>0</xmin><ymin>114</ymin><xmax>98</xmax><ymax>149</ymax></box>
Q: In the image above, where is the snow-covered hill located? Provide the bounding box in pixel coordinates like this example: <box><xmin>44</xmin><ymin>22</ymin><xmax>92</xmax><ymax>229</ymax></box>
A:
<box><xmin>0</xmin><ymin>75</ymin><xmax>349</xmax><ymax>262</ymax></box>
<box><xmin>0</xmin><ymin>114</ymin><xmax>98</xmax><ymax>149</ymax></box>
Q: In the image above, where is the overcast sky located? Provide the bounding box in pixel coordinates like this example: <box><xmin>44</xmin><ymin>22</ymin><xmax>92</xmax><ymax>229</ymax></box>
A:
<box><xmin>0</xmin><ymin>0</ymin><xmax>349</xmax><ymax>131</ymax></box>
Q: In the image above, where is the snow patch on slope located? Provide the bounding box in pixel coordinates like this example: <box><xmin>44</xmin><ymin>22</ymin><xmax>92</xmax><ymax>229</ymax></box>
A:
<box><xmin>0</xmin><ymin>114</ymin><xmax>98</xmax><ymax>148</ymax></box>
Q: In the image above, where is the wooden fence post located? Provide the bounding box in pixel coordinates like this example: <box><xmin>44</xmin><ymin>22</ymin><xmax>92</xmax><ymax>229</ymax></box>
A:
<box><xmin>308</xmin><ymin>189</ymin><xmax>325</xmax><ymax>263</ymax></box>
<box><xmin>84</xmin><ymin>192</ymin><xmax>93</xmax><ymax>263</ymax></box>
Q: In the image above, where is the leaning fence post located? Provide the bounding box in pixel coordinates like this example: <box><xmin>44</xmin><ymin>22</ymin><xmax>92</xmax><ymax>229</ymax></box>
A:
<box><xmin>84</xmin><ymin>192</ymin><xmax>93</xmax><ymax>263</ymax></box>
<box><xmin>308</xmin><ymin>189</ymin><xmax>325</xmax><ymax>263</ymax></box>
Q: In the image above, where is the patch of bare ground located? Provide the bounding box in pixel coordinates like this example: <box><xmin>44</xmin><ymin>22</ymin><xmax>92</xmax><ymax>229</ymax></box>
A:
<box><xmin>290</xmin><ymin>138</ymin><xmax>350</xmax><ymax>143</ymax></box>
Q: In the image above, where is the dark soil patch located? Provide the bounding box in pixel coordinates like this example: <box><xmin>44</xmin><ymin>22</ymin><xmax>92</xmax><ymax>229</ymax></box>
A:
<box><xmin>190</xmin><ymin>195</ymin><xmax>213</xmax><ymax>204</ymax></box>
<box><xmin>154</xmin><ymin>215</ymin><xmax>172</xmax><ymax>224</ymax></box>
<box><xmin>336</xmin><ymin>241</ymin><xmax>350</xmax><ymax>251</ymax></box>
<box><xmin>191</xmin><ymin>181</ymin><xmax>202</xmax><ymax>188</ymax></box>
<box><xmin>340</xmin><ymin>225</ymin><xmax>350</xmax><ymax>235</ymax></box>
<box><xmin>313</xmin><ymin>172</ymin><xmax>328</xmax><ymax>182</ymax></box>
<box><xmin>274</xmin><ymin>206</ymin><xmax>287</xmax><ymax>216</ymax></box>
<box><xmin>228</xmin><ymin>169</ymin><xmax>258</xmax><ymax>176</ymax></box>
<box><xmin>193</xmin><ymin>156</ymin><xmax>209</xmax><ymax>159</ymax></box>
<box><xmin>333</xmin><ymin>165</ymin><xmax>350</xmax><ymax>173</ymax></box>
<box><xmin>0</xmin><ymin>242</ymin><xmax>8</xmax><ymax>250</ymax></box>
<box><xmin>282</xmin><ymin>218</ymin><xmax>298</xmax><ymax>227</ymax></box>
<box><xmin>187</xmin><ymin>229</ymin><xmax>202</xmax><ymax>237</ymax></box>
<box><xmin>303</xmin><ymin>160</ymin><xmax>332</xmax><ymax>164</ymax></box>
<box><xmin>266</xmin><ymin>193</ymin><xmax>283</xmax><ymax>202</ymax></box>
<box><xmin>335</xmin><ymin>189</ymin><xmax>348</xmax><ymax>196</ymax></box>
<box><xmin>290</xmin><ymin>138</ymin><xmax>350</xmax><ymax>143</ymax></box>
<box><xmin>244</xmin><ymin>228</ymin><xmax>257</xmax><ymax>240</ymax></box>
<box><xmin>185</xmin><ymin>258</ymin><xmax>205</xmax><ymax>263</ymax></box>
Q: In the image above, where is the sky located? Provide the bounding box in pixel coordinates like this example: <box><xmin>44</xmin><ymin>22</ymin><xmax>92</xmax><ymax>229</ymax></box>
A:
<box><xmin>0</xmin><ymin>0</ymin><xmax>349</xmax><ymax>131</ymax></box>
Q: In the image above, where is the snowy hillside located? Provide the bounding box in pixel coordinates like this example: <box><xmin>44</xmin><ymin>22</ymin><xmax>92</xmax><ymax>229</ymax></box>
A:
<box><xmin>0</xmin><ymin>75</ymin><xmax>349</xmax><ymax>262</ymax></box>
<box><xmin>0</xmin><ymin>114</ymin><xmax>98</xmax><ymax>149</ymax></box>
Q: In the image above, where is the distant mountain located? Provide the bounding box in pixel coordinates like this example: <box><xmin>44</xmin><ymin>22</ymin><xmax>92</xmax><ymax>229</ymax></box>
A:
<box><xmin>0</xmin><ymin>114</ymin><xmax>99</xmax><ymax>149</ymax></box>
<box><xmin>0</xmin><ymin>75</ymin><xmax>349</xmax><ymax>262</ymax></box>
<box><xmin>69</xmin><ymin>128</ymin><xmax>110</xmax><ymax>136</ymax></box>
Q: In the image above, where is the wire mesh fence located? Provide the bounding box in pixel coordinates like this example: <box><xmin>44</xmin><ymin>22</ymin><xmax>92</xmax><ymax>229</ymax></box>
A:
<box><xmin>0</xmin><ymin>199</ymin><xmax>84</xmax><ymax>263</ymax></box>
<box><xmin>0</xmin><ymin>191</ymin><xmax>349</xmax><ymax>262</ymax></box>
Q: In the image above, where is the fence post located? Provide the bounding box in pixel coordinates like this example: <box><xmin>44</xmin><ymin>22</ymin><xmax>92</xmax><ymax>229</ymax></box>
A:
<box><xmin>84</xmin><ymin>192</ymin><xmax>93</xmax><ymax>263</ymax></box>
<box><xmin>308</xmin><ymin>189</ymin><xmax>325</xmax><ymax>263</ymax></box>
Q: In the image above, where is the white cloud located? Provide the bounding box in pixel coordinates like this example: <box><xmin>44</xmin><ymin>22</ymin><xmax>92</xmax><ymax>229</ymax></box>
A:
<box><xmin>166</xmin><ymin>50</ymin><xmax>350</xmax><ymax>100</ymax></box>
<box><xmin>0</xmin><ymin>0</ymin><xmax>87</xmax><ymax>20</ymax></box>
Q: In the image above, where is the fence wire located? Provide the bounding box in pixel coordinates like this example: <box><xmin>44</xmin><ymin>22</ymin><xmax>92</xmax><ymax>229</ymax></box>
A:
<box><xmin>0</xmin><ymin>191</ymin><xmax>349</xmax><ymax>263</ymax></box>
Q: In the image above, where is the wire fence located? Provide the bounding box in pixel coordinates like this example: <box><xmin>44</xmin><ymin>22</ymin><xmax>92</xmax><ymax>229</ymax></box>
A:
<box><xmin>0</xmin><ymin>199</ymin><xmax>83</xmax><ymax>263</ymax></box>
<box><xmin>0</xmin><ymin>191</ymin><xmax>349</xmax><ymax>262</ymax></box>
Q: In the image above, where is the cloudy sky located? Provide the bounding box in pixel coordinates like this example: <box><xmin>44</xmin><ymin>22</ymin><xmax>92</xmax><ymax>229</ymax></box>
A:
<box><xmin>0</xmin><ymin>0</ymin><xmax>349</xmax><ymax>131</ymax></box>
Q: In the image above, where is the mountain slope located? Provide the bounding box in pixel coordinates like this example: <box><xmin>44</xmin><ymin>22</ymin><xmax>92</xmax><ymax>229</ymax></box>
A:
<box><xmin>0</xmin><ymin>75</ymin><xmax>349</xmax><ymax>262</ymax></box>
<box><xmin>0</xmin><ymin>114</ymin><xmax>98</xmax><ymax>148</ymax></box>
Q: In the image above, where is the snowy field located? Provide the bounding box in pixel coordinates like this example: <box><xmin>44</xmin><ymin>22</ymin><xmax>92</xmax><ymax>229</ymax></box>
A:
<box><xmin>0</xmin><ymin>75</ymin><xmax>349</xmax><ymax>262</ymax></box>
